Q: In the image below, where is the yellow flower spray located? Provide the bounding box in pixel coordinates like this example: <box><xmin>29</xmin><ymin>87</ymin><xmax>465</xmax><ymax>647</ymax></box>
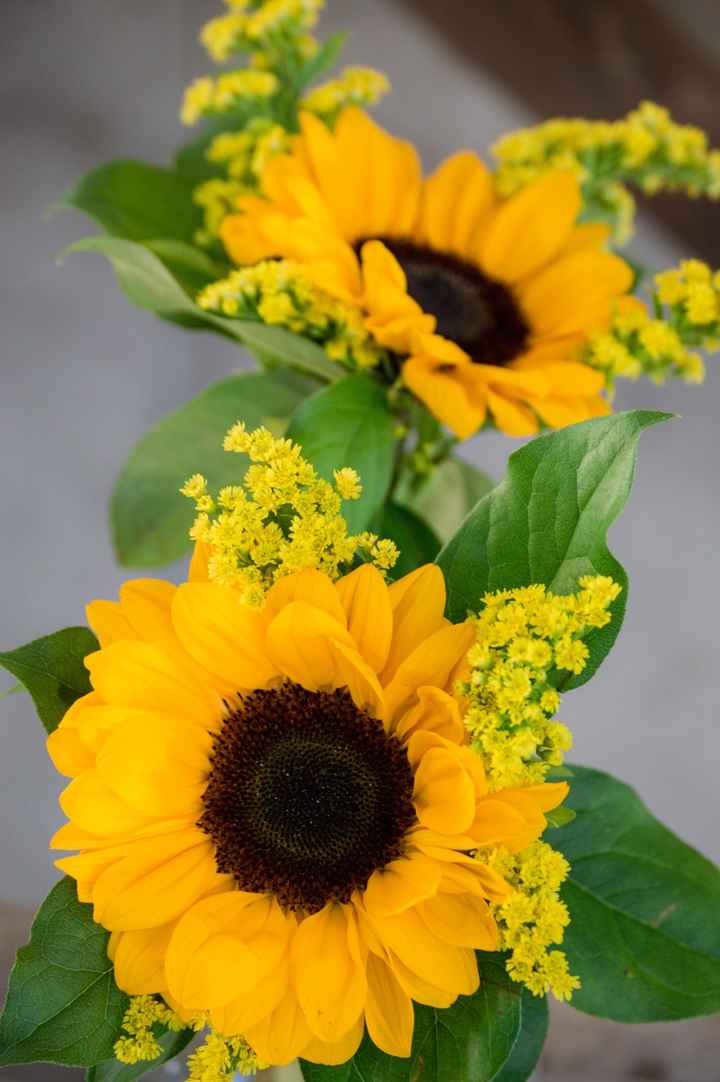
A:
<box><xmin>463</xmin><ymin>575</ymin><xmax>620</xmax><ymax>1000</ymax></box>
<box><xmin>182</xmin><ymin>424</ymin><xmax>397</xmax><ymax>601</ymax></box>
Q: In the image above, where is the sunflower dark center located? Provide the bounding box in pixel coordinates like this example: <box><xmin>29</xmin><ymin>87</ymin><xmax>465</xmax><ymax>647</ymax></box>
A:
<box><xmin>198</xmin><ymin>683</ymin><xmax>416</xmax><ymax>913</ymax></box>
<box><xmin>360</xmin><ymin>236</ymin><xmax>530</xmax><ymax>365</ymax></box>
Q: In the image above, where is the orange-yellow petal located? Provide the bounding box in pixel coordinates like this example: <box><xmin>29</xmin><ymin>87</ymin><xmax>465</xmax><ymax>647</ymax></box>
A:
<box><xmin>364</xmin><ymin>952</ymin><xmax>414</xmax><ymax>1058</ymax></box>
<box><xmin>335</xmin><ymin>565</ymin><xmax>392</xmax><ymax>673</ymax></box>
<box><xmin>172</xmin><ymin>582</ymin><xmax>278</xmax><ymax>691</ymax></box>
<box><xmin>480</xmin><ymin>172</ymin><xmax>581</xmax><ymax>283</ymax></box>
<box><xmin>292</xmin><ymin>903</ymin><xmax>367</xmax><ymax>1044</ymax></box>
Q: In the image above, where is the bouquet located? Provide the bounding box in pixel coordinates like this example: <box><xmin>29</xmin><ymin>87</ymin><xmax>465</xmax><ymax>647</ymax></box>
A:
<box><xmin>1</xmin><ymin>2</ymin><xmax>719</xmax><ymax>1080</ymax></box>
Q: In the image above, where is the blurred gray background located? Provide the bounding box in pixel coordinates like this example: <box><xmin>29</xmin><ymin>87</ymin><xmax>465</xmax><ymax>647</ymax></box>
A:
<box><xmin>0</xmin><ymin>2</ymin><xmax>718</xmax><ymax>1079</ymax></box>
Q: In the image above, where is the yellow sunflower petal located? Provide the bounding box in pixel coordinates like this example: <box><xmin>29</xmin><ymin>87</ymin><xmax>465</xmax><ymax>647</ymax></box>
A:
<box><xmin>417</xmin><ymin>151</ymin><xmax>494</xmax><ymax>257</ymax></box>
<box><xmin>364</xmin><ymin>953</ymin><xmax>414</xmax><ymax>1058</ymax></box>
<box><xmin>85</xmin><ymin>641</ymin><xmax>220</xmax><ymax>725</ymax></box>
<box><xmin>112</xmin><ymin>923</ymin><xmax>174</xmax><ymax>995</ymax></box>
<box><xmin>333</xmin><ymin>107</ymin><xmax>422</xmax><ymax>239</ymax></box>
<box><xmin>364</xmin><ymin>855</ymin><xmax>442</xmax><ymax>918</ymax></box>
<box><xmin>60</xmin><ymin>770</ymin><xmax>155</xmax><ymax>836</ymax></box>
<box><xmin>172</xmin><ymin>582</ymin><xmax>278</xmax><ymax>691</ymax></box>
<box><xmin>403</xmin><ymin>356</ymin><xmax>487</xmax><ymax>441</ymax></box>
<box><xmin>264</xmin><ymin>568</ymin><xmax>347</xmax><ymax>628</ymax></box>
<box><xmin>395</xmin><ymin>686</ymin><xmax>465</xmax><ymax>744</ymax></box>
<box><xmin>384</xmin><ymin>621</ymin><xmax>475</xmax><ymax>722</ymax></box>
<box><xmin>560</xmin><ymin>221</ymin><xmax>611</xmax><ymax>256</ymax></box>
<box><xmin>96</xmin><ymin>713</ymin><xmax>210</xmax><ymax>818</ymax></box>
<box><xmin>188</xmin><ymin>540</ymin><xmax>211</xmax><ymax>582</ymax></box>
<box><xmin>418</xmin><ymin>893</ymin><xmax>499</xmax><ymax>950</ymax></box>
<box><xmin>328</xmin><ymin>638</ymin><xmax>386</xmax><ymax>720</ymax></box>
<box><xmin>468</xmin><ymin>798</ymin><xmax>530</xmax><ymax>847</ymax></box>
<box><xmin>243</xmin><ymin>993</ymin><xmax>314</xmax><ymax>1068</ymax></box>
<box><xmin>371</xmin><ymin>907</ymin><xmax>478</xmax><ymax>995</ymax></box>
<box><xmin>412</xmin><ymin>747</ymin><xmax>477</xmax><ymax>834</ymax></box>
<box><xmin>47</xmin><ymin>692</ymin><xmax>104</xmax><ymax>777</ymax></box>
<box><xmin>335</xmin><ymin>564</ymin><xmax>392</xmax><ymax>673</ymax></box>
<box><xmin>166</xmin><ymin>892</ymin><xmax>291</xmax><ymax>1010</ymax></box>
<box><xmin>383</xmin><ymin>564</ymin><xmax>447</xmax><ymax>684</ymax></box>
<box><xmin>480</xmin><ymin>171</ymin><xmax>581</xmax><ymax>283</ymax></box>
<box><xmin>292</xmin><ymin>903</ymin><xmax>367</xmax><ymax>1044</ymax></box>
<box><xmin>388</xmin><ymin>952</ymin><xmax>456</xmax><ymax>1009</ymax></box>
<box><xmin>118</xmin><ymin>580</ymin><xmax>176</xmax><ymax>645</ymax></box>
<box><xmin>266</xmin><ymin>601</ymin><xmax>354</xmax><ymax>690</ymax></box>
<box><xmin>486</xmin><ymin>390</ymin><xmax>539</xmax><ymax>437</ymax></box>
<box><xmin>92</xmin><ymin>831</ymin><xmax>226</xmax><ymax>931</ymax></box>
<box><xmin>86</xmin><ymin>601</ymin><xmax>135</xmax><ymax>647</ymax></box>
<box><xmin>301</xmin><ymin>1015</ymin><xmax>365</xmax><ymax>1066</ymax></box>
<box><xmin>362</xmin><ymin>241</ymin><xmax>435</xmax><ymax>352</ymax></box>
<box><xmin>519</xmin><ymin>249</ymin><xmax>633</xmax><ymax>337</ymax></box>
<box><xmin>211</xmin><ymin>960</ymin><xmax>289</xmax><ymax>1036</ymax></box>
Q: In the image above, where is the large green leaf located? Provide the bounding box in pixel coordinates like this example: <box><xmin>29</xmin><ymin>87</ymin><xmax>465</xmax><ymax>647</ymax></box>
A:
<box><xmin>60</xmin><ymin>160</ymin><xmax>200</xmax><ymax>244</ymax></box>
<box><xmin>375</xmin><ymin>502</ymin><xmax>441</xmax><ymax>578</ymax></box>
<box><xmin>112</xmin><ymin>370</ymin><xmax>315</xmax><ymax>567</ymax></box>
<box><xmin>436</xmin><ymin>411</ymin><xmax>670</xmax><ymax>688</ymax></box>
<box><xmin>87</xmin><ymin>1027</ymin><xmax>195</xmax><ymax>1082</ymax></box>
<box><xmin>300</xmin><ymin>956</ymin><xmax>547</xmax><ymax>1082</ymax></box>
<box><xmin>287</xmin><ymin>375</ymin><xmax>396</xmax><ymax>533</ymax></box>
<box><xmin>0</xmin><ymin>878</ymin><xmax>127</xmax><ymax>1067</ymax></box>
<box><xmin>397</xmin><ymin>456</ymin><xmax>494</xmax><ymax>543</ymax></box>
<box><xmin>0</xmin><ymin>627</ymin><xmax>98</xmax><ymax>734</ymax></box>
<box><xmin>557</xmin><ymin>765</ymin><xmax>720</xmax><ymax>1022</ymax></box>
<box><xmin>64</xmin><ymin>236</ymin><xmax>342</xmax><ymax>382</ymax></box>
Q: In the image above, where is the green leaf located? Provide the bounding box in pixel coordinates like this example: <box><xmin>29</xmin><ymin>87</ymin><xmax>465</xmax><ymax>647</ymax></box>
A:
<box><xmin>397</xmin><ymin>456</ymin><xmax>493</xmax><ymax>543</ymax></box>
<box><xmin>436</xmin><ymin>411</ymin><xmax>671</xmax><ymax>688</ymax></box>
<box><xmin>0</xmin><ymin>627</ymin><xmax>98</xmax><ymax>734</ymax></box>
<box><xmin>112</xmin><ymin>370</ymin><xmax>315</xmax><ymax>567</ymax></box>
<box><xmin>145</xmin><ymin>239</ymin><xmax>229</xmax><ymax>295</ymax></box>
<box><xmin>0</xmin><ymin>682</ymin><xmax>25</xmax><ymax>699</ymax></box>
<box><xmin>300</xmin><ymin>956</ymin><xmax>547</xmax><ymax>1082</ymax></box>
<box><xmin>0</xmin><ymin>878</ymin><xmax>127</xmax><ymax>1067</ymax></box>
<box><xmin>86</xmin><ymin>1027</ymin><xmax>195</xmax><ymax>1082</ymax></box>
<box><xmin>558</xmin><ymin>765</ymin><xmax>720</xmax><ymax>1021</ymax></box>
<box><xmin>60</xmin><ymin>160</ymin><xmax>201</xmax><ymax>244</ymax></box>
<box><xmin>64</xmin><ymin>236</ymin><xmax>343</xmax><ymax>382</ymax></box>
<box><xmin>297</xmin><ymin>33</ymin><xmax>347</xmax><ymax>89</ymax></box>
<box><xmin>375</xmin><ymin>503</ymin><xmax>441</xmax><ymax>578</ymax></box>
<box><xmin>287</xmin><ymin>375</ymin><xmax>396</xmax><ymax>533</ymax></box>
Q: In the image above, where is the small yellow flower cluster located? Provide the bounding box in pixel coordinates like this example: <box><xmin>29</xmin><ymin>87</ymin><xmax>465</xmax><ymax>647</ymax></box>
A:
<box><xmin>181</xmin><ymin>70</ymin><xmax>278</xmax><ymax>127</ymax></box>
<box><xmin>192</xmin><ymin>120</ymin><xmax>292</xmax><ymax>246</ymax></box>
<box><xmin>302</xmin><ymin>66</ymin><xmax>391</xmax><ymax>124</ymax></box>
<box><xmin>655</xmin><ymin>258</ymin><xmax>720</xmax><ymax>331</ymax></box>
<box><xmin>201</xmin><ymin>0</ymin><xmax>323</xmax><ymax>63</ymax></box>
<box><xmin>182</xmin><ymin>425</ymin><xmax>397</xmax><ymax>601</ymax></box>
<box><xmin>186</xmin><ymin>1031</ymin><xmax>265</xmax><ymax>1082</ymax></box>
<box><xmin>113</xmin><ymin>995</ymin><xmax>184</xmax><ymax>1065</ymax></box>
<box><xmin>207</xmin><ymin>120</ymin><xmax>291</xmax><ymax>182</ymax></box>
<box><xmin>493</xmin><ymin>101</ymin><xmax>720</xmax><ymax>243</ymax></box>
<box><xmin>197</xmin><ymin>260</ymin><xmax>385</xmax><ymax>369</ymax></box>
<box><xmin>193</xmin><ymin>178</ymin><xmax>248</xmax><ymax>249</ymax></box>
<box><xmin>485</xmin><ymin>842</ymin><xmax>581</xmax><ymax>1001</ymax></box>
<box><xmin>463</xmin><ymin>576</ymin><xmax>621</xmax><ymax>791</ymax></box>
<box><xmin>584</xmin><ymin>259</ymin><xmax>720</xmax><ymax>387</ymax></box>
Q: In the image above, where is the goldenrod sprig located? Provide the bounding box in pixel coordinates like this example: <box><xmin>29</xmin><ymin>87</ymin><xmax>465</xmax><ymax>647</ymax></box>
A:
<box><xmin>584</xmin><ymin>259</ymin><xmax>720</xmax><ymax>386</ymax></box>
<box><xmin>197</xmin><ymin>259</ymin><xmax>387</xmax><ymax>370</ymax></box>
<box><xmin>494</xmin><ymin>102</ymin><xmax>720</xmax><ymax>243</ymax></box>
<box><xmin>182</xmin><ymin>424</ymin><xmax>397</xmax><ymax>601</ymax></box>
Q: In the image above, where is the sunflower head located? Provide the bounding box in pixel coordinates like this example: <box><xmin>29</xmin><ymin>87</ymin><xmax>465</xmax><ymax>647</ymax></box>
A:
<box><xmin>219</xmin><ymin>107</ymin><xmax>634</xmax><ymax>439</ymax></box>
<box><xmin>48</xmin><ymin>438</ymin><xmax>570</xmax><ymax>1066</ymax></box>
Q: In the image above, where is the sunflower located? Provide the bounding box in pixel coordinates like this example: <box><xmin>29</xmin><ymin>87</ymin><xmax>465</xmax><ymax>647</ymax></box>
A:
<box><xmin>220</xmin><ymin>107</ymin><xmax>634</xmax><ymax>438</ymax></box>
<box><xmin>48</xmin><ymin>559</ymin><xmax>567</xmax><ymax>1067</ymax></box>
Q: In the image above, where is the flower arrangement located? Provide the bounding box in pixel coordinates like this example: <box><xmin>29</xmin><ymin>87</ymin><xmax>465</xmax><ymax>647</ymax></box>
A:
<box><xmin>1</xmin><ymin>2</ymin><xmax>719</xmax><ymax>1081</ymax></box>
